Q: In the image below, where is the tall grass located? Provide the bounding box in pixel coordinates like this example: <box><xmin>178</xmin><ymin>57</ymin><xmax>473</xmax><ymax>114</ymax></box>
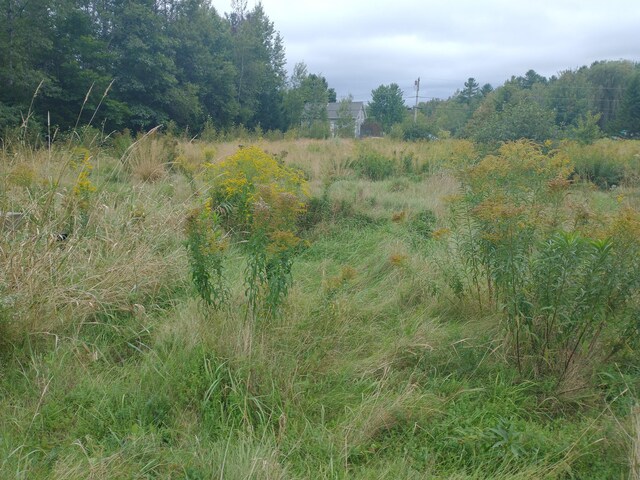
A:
<box><xmin>0</xmin><ymin>135</ymin><xmax>637</xmax><ymax>478</ymax></box>
<box><xmin>632</xmin><ymin>404</ymin><xmax>640</xmax><ymax>480</ymax></box>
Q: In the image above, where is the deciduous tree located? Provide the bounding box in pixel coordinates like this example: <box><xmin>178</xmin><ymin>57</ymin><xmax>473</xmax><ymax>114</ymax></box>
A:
<box><xmin>368</xmin><ymin>83</ymin><xmax>405</xmax><ymax>133</ymax></box>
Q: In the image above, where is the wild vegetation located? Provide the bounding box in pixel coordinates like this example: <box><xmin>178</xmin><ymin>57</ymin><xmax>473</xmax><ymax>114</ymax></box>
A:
<box><xmin>1</xmin><ymin>2</ymin><xmax>640</xmax><ymax>478</ymax></box>
<box><xmin>1</xmin><ymin>130</ymin><xmax>639</xmax><ymax>478</ymax></box>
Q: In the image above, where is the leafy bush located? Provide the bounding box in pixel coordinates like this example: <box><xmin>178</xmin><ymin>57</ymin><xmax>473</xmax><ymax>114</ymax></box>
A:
<box><xmin>301</xmin><ymin>120</ymin><xmax>330</xmax><ymax>139</ymax></box>
<box><xmin>298</xmin><ymin>190</ymin><xmax>332</xmax><ymax>231</ymax></box>
<box><xmin>402</xmin><ymin>121</ymin><xmax>437</xmax><ymax>142</ymax></box>
<box><xmin>388</xmin><ymin>123</ymin><xmax>404</xmax><ymax>141</ymax></box>
<box><xmin>391</xmin><ymin>113</ymin><xmax>437</xmax><ymax>142</ymax></box>
<box><xmin>448</xmin><ymin>140</ymin><xmax>640</xmax><ymax>379</ymax></box>
<box><xmin>562</xmin><ymin>139</ymin><xmax>639</xmax><ymax>189</ymax></box>
<box><xmin>520</xmin><ymin>229</ymin><xmax>640</xmax><ymax>378</ymax></box>
<box><xmin>568</xmin><ymin>111</ymin><xmax>602</xmax><ymax>144</ymax></box>
<box><xmin>353</xmin><ymin>147</ymin><xmax>395</xmax><ymax>181</ymax></box>
<box><xmin>360</xmin><ymin>118</ymin><xmax>383</xmax><ymax>137</ymax></box>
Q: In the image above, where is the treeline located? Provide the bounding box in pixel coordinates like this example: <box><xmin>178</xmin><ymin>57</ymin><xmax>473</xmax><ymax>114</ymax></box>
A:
<box><xmin>415</xmin><ymin>62</ymin><xmax>640</xmax><ymax>142</ymax></box>
<box><xmin>0</xmin><ymin>0</ymin><xmax>337</xmax><ymax>138</ymax></box>
<box><xmin>2</xmin><ymin>0</ymin><xmax>639</xmax><ymax>143</ymax></box>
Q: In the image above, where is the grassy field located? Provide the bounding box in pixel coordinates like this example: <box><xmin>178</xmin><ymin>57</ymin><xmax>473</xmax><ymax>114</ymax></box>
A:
<box><xmin>1</xmin><ymin>133</ymin><xmax>639</xmax><ymax>478</ymax></box>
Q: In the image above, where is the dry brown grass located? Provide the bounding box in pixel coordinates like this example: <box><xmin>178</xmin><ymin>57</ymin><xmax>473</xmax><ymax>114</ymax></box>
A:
<box><xmin>0</xmin><ymin>210</ymin><xmax>187</xmax><ymax>338</ymax></box>
<box><xmin>123</xmin><ymin>132</ymin><xmax>175</xmax><ymax>182</ymax></box>
<box><xmin>328</xmin><ymin>171</ymin><xmax>459</xmax><ymax>221</ymax></box>
<box><xmin>177</xmin><ymin>140</ymin><xmax>206</xmax><ymax>163</ymax></box>
<box><xmin>178</xmin><ymin>138</ymin><xmax>478</xmax><ymax>194</ymax></box>
<box><xmin>0</xmin><ymin>146</ymin><xmax>193</xmax><ymax>341</ymax></box>
<box><xmin>632</xmin><ymin>403</ymin><xmax>640</xmax><ymax>480</ymax></box>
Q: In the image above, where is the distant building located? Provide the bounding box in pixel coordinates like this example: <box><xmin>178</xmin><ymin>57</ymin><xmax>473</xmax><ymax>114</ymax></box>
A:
<box><xmin>326</xmin><ymin>101</ymin><xmax>367</xmax><ymax>138</ymax></box>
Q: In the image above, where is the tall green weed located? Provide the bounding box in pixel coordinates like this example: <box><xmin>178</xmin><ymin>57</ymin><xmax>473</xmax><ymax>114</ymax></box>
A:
<box><xmin>449</xmin><ymin>140</ymin><xmax>640</xmax><ymax>379</ymax></box>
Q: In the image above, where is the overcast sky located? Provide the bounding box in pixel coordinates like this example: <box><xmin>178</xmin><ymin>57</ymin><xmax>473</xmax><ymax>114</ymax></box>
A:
<box><xmin>210</xmin><ymin>0</ymin><xmax>640</xmax><ymax>104</ymax></box>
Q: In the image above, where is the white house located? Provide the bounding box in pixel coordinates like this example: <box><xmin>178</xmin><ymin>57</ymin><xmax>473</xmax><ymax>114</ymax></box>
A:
<box><xmin>326</xmin><ymin>101</ymin><xmax>367</xmax><ymax>138</ymax></box>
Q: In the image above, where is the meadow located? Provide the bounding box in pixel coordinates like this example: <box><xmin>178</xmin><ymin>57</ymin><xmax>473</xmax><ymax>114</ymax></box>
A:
<box><xmin>1</xmin><ymin>131</ymin><xmax>639</xmax><ymax>479</ymax></box>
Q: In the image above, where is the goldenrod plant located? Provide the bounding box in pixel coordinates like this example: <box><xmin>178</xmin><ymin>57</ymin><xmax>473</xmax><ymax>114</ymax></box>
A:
<box><xmin>186</xmin><ymin>146</ymin><xmax>309</xmax><ymax>317</ymax></box>
<box><xmin>450</xmin><ymin>140</ymin><xmax>640</xmax><ymax>379</ymax></box>
<box><xmin>70</xmin><ymin>148</ymin><xmax>97</xmax><ymax>225</ymax></box>
<box><xmin>184</xmin><ymin>200</ymin><xmax>229</xmax><ymax>310</ymax></box>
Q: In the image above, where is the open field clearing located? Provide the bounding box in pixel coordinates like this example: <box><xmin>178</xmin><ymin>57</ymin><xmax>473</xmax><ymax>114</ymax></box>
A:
<box><xmin>1</xmin><ymin>135</ymin><xmax>639</xmax><ymax>478</ymax></box>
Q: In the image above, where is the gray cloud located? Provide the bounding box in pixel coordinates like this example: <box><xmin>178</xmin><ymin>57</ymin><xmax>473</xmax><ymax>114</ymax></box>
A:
<box><xmin>212</xmin><ymin>0</ymin><xmax>640</xmax><ymax>102</ymax></box>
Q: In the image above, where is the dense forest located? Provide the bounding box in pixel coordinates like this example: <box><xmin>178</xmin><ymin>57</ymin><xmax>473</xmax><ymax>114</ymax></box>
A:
<box><xmin>0</xmin><ymin>0</ymin><xmax>334</xmax><ymax>136</ymax></box>
<box><xmin>1</xmin><ymin>0</ymin><xmax>639</xmax><ymax>140</ymax></box>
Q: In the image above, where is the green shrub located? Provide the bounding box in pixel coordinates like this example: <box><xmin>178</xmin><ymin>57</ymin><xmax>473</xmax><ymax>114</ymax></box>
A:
<box><xmin>402</xmin><ymin>121</ymin><xmax>437</xmax><ymax>142</ymax></box>
<box><xmin>450</xmin><ymin>140</ymin><xmax>640</xmax><ymax>381</ymax></box>
<box><xmin>572</xmin><ymin>149</ymin><xmax>625</xmax><ymax>189</ymax></box>
<box><xmin>562</xmin><ymin>139</ymin><xmax>639</xmax><ymax>189</ymax></box>
<box><xmin>400</xmin><ymin>153</ymin><xmax>415</xmax><ymax>174</ymax></box>
<box><xmin>388</xmin><ymin>123</ymin><xmax>404</xmax><ymax>140</ymax></box>
<box><xmin>353</xmin><ymin>147</ymin><xmax>395</xmax><ymax>180</ymax></box>
<box><xmin>568</xmin><ymin>111</ymin><xmax>602</xmax><ymax>144</ymax></box>
<box><xmin>184</xmin><ymin>206</ymin><xmax>228</xmax><ymax>310</ymax></box>
<box><xmin>298</xmin><ymin>191</ymin><xmax>331</xmax><ymax>231</ymax></box>
<box><xmin>108</xmin><ymin>128</ymin><xmax>133</xmax><ymax>158</ymax></box>
<box><xmin>408</xmin><ymin>209</ymin><xmax>436</xmax><ymax>240</ymax></box>
<box><xmin>360</xmin><ymin>118</ymin><xmax>383</xmax><ymax>137</ymax></box>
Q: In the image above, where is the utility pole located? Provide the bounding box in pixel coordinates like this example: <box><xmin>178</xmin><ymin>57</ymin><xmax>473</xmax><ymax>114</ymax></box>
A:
<box><xmin>413</xmin><ymin>77</ymin><xmax>420</xmax><ymax>123</ymax></box>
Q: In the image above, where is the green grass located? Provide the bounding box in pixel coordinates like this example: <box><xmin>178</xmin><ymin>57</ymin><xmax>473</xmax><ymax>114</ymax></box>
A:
<box><xmin>0</xmin><ymin>137</ymin><xmax>638</xmax><ymax>478</ymax></box>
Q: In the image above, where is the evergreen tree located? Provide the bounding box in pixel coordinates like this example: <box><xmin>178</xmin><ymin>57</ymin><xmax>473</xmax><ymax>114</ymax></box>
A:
<box><xmin>480</xmin><ymin>83</ymin><xmax>494</xmax><ymax>97</ymax></box>
<box><xmin>518</xmin><ymin>69</ymin><xmax>547</xmax><ymax>89</ymax></box>
<box><xmin>459</xmin><ymin>77</ymin><xmax>480</xmax><ymax>104</ymax></box>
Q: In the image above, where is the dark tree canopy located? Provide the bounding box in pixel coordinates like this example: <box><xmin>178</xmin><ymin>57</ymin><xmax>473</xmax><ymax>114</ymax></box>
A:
<box><xmin>0</xmin><ymin>0</ymin><xmax>292</xmax><ymax>135</ymax></box>
<box><xmin>619</xmin><ymin>72</ymin><xmax>640</xmax><ymax>135</ymax></box>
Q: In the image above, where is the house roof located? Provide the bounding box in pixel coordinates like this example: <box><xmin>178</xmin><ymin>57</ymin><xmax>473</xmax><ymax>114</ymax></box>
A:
<box><xmin>326</xmin><ymin>101</ymin><xmax>366</xmax><ymax>120</ymax></box>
